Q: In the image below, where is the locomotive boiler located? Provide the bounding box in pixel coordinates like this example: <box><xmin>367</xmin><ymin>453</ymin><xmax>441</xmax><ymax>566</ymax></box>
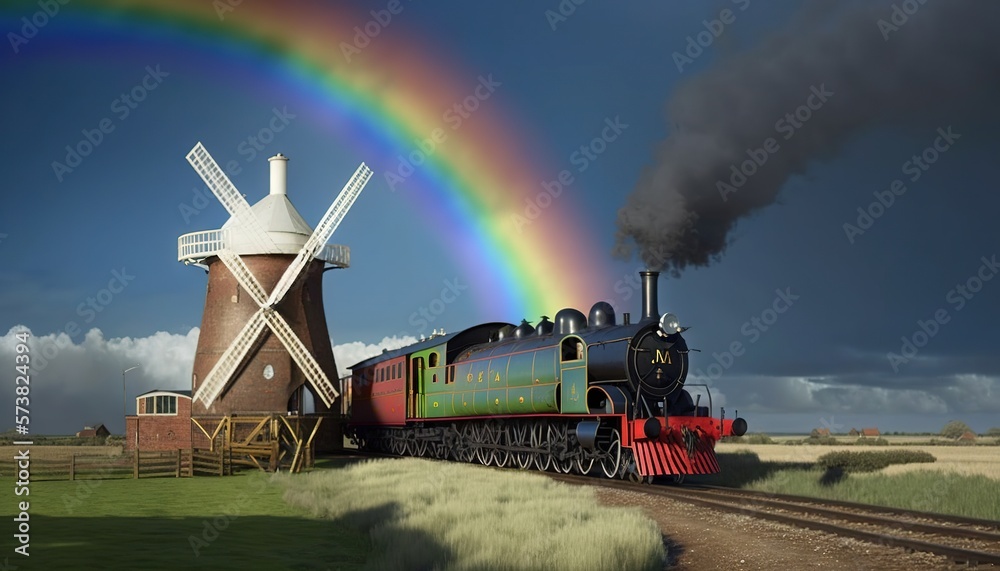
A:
<box><xmin>347</xmin><ymin>270</ymin><xmax>747</xmax><ymax>481</ymax></box>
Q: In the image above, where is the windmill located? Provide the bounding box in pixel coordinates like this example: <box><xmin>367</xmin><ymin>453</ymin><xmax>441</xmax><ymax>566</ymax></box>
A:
<box><xmin>178</xmin><ymin>143</ymin><xmax>371</xmax><ymax>416</ymax></box>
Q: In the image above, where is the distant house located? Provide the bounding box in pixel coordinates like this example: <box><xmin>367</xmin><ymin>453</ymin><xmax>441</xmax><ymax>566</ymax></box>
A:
<box><xmin>861</xmin><ymin>427</ymin><xmax>880</xmax><ymax>438</ymax></box>
<box><xmin>849</xmin><ymin>428</ymin><xmax>859</xmax><ymax>437</ymax></box>
<box><xmin>814</xmin><ymin>428</ymin><xmax>831</xmax><ymax>437</ymax></box>
<box><xmin>76</xmin><ymin>424</ymin><xmax>110</xmax><ymax>438</ymax></box>
<box><xmin>958</xmin><ymin>431</ymin><xmax>977</xmax><ymax>442</ymax></box>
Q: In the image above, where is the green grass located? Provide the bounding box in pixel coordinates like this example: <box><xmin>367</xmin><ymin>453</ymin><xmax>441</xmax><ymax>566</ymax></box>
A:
<box><xmin>0</xmin><ymin>472</ymin><xmax>369</xmax><ymax>570</ymax></box>
<box><xmin>691</xmin><ymin>451</ymin><xmax>1000</xmax><ymax>520</ymax></box>
<box><xmin>282</xmin><ymin>458</ymin><xmax>665</xmax><ymax>571</ymax></box>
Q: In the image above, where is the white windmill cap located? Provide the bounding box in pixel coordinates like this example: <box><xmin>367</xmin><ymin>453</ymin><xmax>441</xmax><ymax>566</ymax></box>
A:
<box><xmin>221</xmin><ymin>154</ymin><xmax>312</xmax><ymax>255</ymax></box>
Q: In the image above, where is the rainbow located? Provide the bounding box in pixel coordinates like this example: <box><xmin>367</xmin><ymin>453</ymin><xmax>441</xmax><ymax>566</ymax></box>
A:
<box><xmin>3</xmin><ymin>0</ymin><xmax>611</xmax><ymax>320</ymax></box>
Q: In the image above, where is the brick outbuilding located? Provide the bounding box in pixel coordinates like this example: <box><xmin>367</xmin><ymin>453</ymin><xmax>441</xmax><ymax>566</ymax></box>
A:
<box><xmin>125</xmin><ymin>389</ymin><xmax>193</xmax><ymax>451</ymax></box>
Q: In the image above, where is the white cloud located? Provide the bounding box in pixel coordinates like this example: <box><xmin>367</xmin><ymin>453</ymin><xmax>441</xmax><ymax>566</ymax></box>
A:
<box><xmin>0</xmin><ymin>326</ymin><xmax>416</xmax><ymax>435</ymax></box>
<box><xmin>333</xmin><ymin>335</ymin><xmax>418</xmax><ymax>373</ymax></box>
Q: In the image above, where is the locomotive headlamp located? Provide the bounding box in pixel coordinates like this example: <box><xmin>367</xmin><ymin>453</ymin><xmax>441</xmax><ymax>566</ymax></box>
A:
<box><xmin>659</xmin><ymin>312</ymin><xmax>681</xmax><ymax>334</ymax></box>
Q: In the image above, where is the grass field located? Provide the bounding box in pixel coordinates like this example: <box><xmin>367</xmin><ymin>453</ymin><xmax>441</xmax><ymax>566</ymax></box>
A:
<box><xmin>693</xmin><ymin>443</ymin><xmax>1000</xmax><ymax>520</ymax></box>
<box><xmin>1</xmin><ymin>455</ymin><xmax>664</xmax><ymax>570</ymax></box>
<box><xmin>283</xmin><ymin>458</ymin><xmax>665</xmax><ymax>571</ymax></box>
<box><xmin>0</xmin><ymin>471</ymin><xmax>369</xmax><ymax>570</ymax></box>
<box><xmin>716</xmin><ymin>442</ymin><xmax>1000</xmax><ymax>479</ymax></box>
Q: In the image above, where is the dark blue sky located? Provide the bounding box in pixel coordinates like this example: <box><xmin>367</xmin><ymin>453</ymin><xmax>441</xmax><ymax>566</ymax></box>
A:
<box><xmin>2</xmin><ymin>1</ymin><xmax>998</xmax><ymax>435</ymax></box>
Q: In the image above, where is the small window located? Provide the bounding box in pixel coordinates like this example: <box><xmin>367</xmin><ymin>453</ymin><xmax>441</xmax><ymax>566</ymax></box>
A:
<box><xmin>432</xmin><ymin>374</ymin><xmax>438</xmax><ymax>383</ymax></box>
<box><xmin>429</xmin><ymin>352</ymin><xmax>439</xmax><ymax>367</ymax></box>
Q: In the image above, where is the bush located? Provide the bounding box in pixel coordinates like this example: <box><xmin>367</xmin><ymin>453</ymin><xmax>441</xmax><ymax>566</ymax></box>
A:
<box><xmin>817</xmin><ymin>450</ymin><xmax>936</xmax><ymax>473</ymax></box>
<box><xmin>722</xmin><ymin>433</ymin><xmax>773</xmax><ymax>444</ymax></box>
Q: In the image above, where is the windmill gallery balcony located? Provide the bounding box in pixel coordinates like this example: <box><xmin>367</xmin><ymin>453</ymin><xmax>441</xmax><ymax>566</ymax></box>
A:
<box><xmin>178</xmin><ymin>230</ymin><xmax>351</xmax><ymax>269</ymax></box>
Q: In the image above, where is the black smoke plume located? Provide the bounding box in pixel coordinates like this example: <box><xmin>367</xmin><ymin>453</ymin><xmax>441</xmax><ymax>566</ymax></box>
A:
<box><xmin>615</xmin><ymin>0</ymin><xmax>1000</xmax><ymax>273</ymax></box>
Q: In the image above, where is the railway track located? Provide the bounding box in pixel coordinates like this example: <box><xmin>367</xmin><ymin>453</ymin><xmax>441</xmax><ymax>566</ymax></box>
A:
<box><xmin>545</xmin><ymin>472</ymin><xmax>1000</xmax><ymax>567</ymax></box>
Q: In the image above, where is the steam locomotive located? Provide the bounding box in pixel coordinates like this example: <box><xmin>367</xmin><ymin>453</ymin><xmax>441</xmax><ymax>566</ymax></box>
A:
<box><xmin>346</xmin><ymin>270</ymin><xmax>747</xmax><ymax>481</ymax></box>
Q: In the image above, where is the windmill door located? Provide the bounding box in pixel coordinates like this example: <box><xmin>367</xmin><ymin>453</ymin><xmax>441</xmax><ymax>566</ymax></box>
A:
<box><xmin>409</xmin><ymin>357</ymin><xmax>425</xmax><ymax>418</ymax></box>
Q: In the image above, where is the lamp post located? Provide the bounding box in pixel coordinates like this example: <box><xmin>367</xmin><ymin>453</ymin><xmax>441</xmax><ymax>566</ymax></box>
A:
<box><xmin>123</xmin><ymin>365</ymin><xmax>140</xmax><ymax>430</ymax></box>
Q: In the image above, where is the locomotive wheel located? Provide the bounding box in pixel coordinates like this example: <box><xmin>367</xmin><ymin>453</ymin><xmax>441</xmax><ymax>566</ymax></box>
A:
<box><xmin>510</xmin><ymin>422</ymin><xmax>532</xmax><ymax>470</ymax></box>
<box><xmin>404</xmin><ymin>433</ymin><xmax>417</xmax><ymax>456</ymax></box>
<box><xmin>391</xmin><ymin>432</ymin><xmax>405</xmax><ymax>456</ymax></box>
<box><xmin>458</xmin><ymin>423</ymin><xmax>476</xmax><ymax>463</ymax></box>
<box><xmin>494</xmin><ymin>424</ymin><xmax>511</xmax><ymax>468</ymax></box>
<box><xmin>414</xmin><ymin>437</ymin><xmax>428</xmax><ymax>457</ymax></box>
<box><xmin>619</xmin><ymin>449</ymin><xmax>639</xmax><ymax>481</ymax></box>
<box><xmin>551</xmin><ymin>423</ymin><xmax>573</xmax><ymax>473</ymax></box>
<box><xmin>475</xmin><ymin>423</ymin><xmax>495</xmax><ymax>466</ymax></box>
<box><xmin>576</xmin><ymin>452</ymin><xmax>595</xmax><ymax>476</ymax></box>
<box><xmin>599</xmin><ymin>429</ymin><xmax>622</xmax><ymax>479</ymax></box>
<box><xmin>530</xmin><ymin>422</ymin><xmax>552</xmax><ymax>471</ymax></box>
<box><xmin>555</xmin><ymin>456</ymin><xmax>574</xmax><ymax>474</ymax></box>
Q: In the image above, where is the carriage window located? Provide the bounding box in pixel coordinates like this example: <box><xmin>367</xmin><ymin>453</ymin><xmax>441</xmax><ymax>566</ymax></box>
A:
<box><xmin>429</xmin><ymin>352</ymin><xmax>439</xmax><ymax>367</ymax></box>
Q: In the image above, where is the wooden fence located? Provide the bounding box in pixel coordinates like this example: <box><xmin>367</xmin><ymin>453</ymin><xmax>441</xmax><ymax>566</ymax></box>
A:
<box><xmin>0</xmin><ymin>448</ymin><xmax>242</xmax><ymax>480</ymax></box>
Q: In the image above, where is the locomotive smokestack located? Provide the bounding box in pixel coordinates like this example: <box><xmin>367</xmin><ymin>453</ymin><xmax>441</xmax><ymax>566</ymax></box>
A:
<box><xmin>641</xmin><ymin>270</ymin><xmax>659</xmax><ymax>322</ymax></box>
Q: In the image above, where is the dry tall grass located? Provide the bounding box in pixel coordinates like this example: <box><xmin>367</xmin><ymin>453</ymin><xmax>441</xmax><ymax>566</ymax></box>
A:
<box><xmin>282</xmin><ymin>458</ymin><xmax>664</xmax><ymax>571</ymax></box>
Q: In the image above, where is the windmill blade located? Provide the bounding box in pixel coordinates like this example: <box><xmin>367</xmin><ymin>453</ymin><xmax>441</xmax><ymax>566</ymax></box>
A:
<box><xmin>267</xmin><ymin>162</ymin><xmax>372</xmax><ymax>307</ymax></box>
<box><xmin>186</xmin><ymin>142</ymin><xmax>277</xmax><ymax>254</ymax></box>
<box><xmin>263</xmin><ymin>311</ymin><xmax>339</xmax><ymax>407</ymax></box>
<box><xmin>217</xmin><ymin>249</ymin><xmax>268</xmax><ymax>308</ymax></box>
<box><xmin>193</xmin><ymin>310</ymin><xmax>267</xmax><ymax>407</ymax></box>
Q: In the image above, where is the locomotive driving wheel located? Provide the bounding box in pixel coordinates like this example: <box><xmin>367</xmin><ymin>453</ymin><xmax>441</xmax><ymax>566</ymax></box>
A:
<box><xmin>552</xmin><ymin>423</ymin><xmax>574</xmax><ymax>474</ymax></box>
<box><xmin>475</xmin><ymin>422</ymin><xmax>495</xmax><ymax>466</ymax></box>
<box><xmin>531</xmin><ymin>421</ymin><xmax>552</xmax><ymax>471</ymax></box>
<box><xmin>510</xmin><ymin>422</ymin><xmax>532</xmax><ymax>470</ymax></box>
<box><xmin>457</xmin><ymin>423</ymin><xmax>476</xmax><ymax>463</ymax></box>
<box><xmin>599</xmin><ymin>428</ymin><xmax>622</xmax><ymax>479</ymax></box>
<box><xmin>493</xmin><ymin>422</ymin><xmax>511</xmax><ymax>468</ymax></box>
